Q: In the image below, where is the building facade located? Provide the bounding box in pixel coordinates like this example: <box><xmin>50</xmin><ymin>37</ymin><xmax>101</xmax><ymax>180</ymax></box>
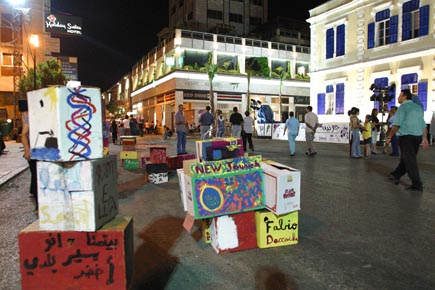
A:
<box><xmin>308</xmin><ymin>0</ymin><xmax>435</xmax><ymax>126</ymax></box>
<box><xmin>0</xmin><ymin>0</ymin><xmax>58</xmax><ymax>124</ymax></box>
<box><xmin>105</xmin><ymin>0</ymin><xmax>312</xmax><ymax>132</ymax></box>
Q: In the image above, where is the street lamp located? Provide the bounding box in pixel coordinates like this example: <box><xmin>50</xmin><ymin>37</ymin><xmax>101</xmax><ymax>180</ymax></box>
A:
<box><xmin>29</xmin><ymin>34</ymin><xmax>39</xmax><ymax>90</ymax></box>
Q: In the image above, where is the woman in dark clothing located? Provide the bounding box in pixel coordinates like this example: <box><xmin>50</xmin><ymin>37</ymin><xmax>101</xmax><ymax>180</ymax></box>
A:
<box><xmin>111</xmin><ymin>119</ymin><xmax>118</xmax><ymax>144</ymax></box>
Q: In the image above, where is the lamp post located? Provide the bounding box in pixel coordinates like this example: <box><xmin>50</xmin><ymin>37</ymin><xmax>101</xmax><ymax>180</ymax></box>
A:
<box><xmin>29</xmin><ymin>34</ymin><xmax>39</xmax><ymax>90</ymax></box>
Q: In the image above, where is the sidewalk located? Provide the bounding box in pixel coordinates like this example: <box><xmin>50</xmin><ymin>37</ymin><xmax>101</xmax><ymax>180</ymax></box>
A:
<box><xmin>0</xmin><ymin>140</ymin><xmax>29</xmax><ymax>186</ymax></box>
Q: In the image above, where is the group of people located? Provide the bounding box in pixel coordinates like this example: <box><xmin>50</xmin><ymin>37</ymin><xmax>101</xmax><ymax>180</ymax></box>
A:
<box><xmin>110</xmin><ymin>115</ymin><xmax>162</xmax><ymax>144</ymax></box>
<box><xmin>173</xmin><ymin>104</ymin><xmax>256</xmax><ymax>155</ymax></box>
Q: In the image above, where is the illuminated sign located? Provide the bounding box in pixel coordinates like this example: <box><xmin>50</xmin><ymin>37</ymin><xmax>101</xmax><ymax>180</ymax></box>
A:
<box><xmin>45</xmin><ymin>13</ymin><xmax>82</xmax><ymax>36</ymax></box>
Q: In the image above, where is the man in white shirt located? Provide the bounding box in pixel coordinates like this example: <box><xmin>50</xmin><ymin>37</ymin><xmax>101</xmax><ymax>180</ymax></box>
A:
<box><xmin>122</xmin><ymin>115</ymin><xmax>130</xmax><ymax>136</ymax></box>
<box><xmin>304</xmin><ymin>106</ymin><xmax>319</xmax><ymax>156</ymax></box>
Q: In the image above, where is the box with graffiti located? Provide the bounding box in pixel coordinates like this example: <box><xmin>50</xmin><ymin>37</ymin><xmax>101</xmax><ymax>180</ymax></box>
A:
<box><xmin>19</xmin><ymin>216</ymin><xmax>134</xmax><ymax>290</ymax></box>
<box><xmin>195</xmin><ymin>137</ymin><xmax>243</xmax><ymax>161</ymax></box>
<box><xmin>261</xmin><ymin>160</ymin><xmax>301</xmax><ymax>215</ymax></box>
<box><xmin>37</xmin><ymin>155</ymin><xmax>118</xmax><ymax>231</ymax></box>
<box><xmin>255</xmin><ymin>210</ymin><xmax>298</xmax><ymax>249</ymax></box>
<box><xmin>183</xmin><ymin>156</ymin><xmax>265</xmax><ymax>219</ymax></box>
<box><xmin>27</xmin><ymin>86</ymin><xmax>103</xmax><ymax>162</ymax></box>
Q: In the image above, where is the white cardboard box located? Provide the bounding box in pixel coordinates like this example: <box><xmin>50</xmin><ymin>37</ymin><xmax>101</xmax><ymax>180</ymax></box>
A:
<box><xmin>176</xmin><ymin>168</ymin><xmax>188</xmax><ymax>211</ymax></box>
<box><xmin>27</xmin><ymin>86</ymin><xmax>103</xmax><ymax>161</ymax></box>
<box><xmin>261</xmin><ymin>160</ymin><xmax>301</xmax><ymax>215</ymax></box>
<box><xmin>37</xmin><ymin>155</ymin><xmax>118</xmax><ymax>231</ymax></box>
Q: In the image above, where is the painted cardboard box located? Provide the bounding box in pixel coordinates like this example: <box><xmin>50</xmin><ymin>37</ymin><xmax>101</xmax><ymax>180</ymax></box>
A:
<box><xmin>202</xmin><ymin>218</ymin><xmax>212</xmax><ymax>244</ymax></box>
<box><xmin>27</xmin><ymin>86</ymin><xmax>103</xmax><ymax>162</ymax></box>
<box><xmin>19</xmin><ymin>215</ymin><xmax>134</xmax><ymax>290</ymax></box>
<box><xmin>124</xmin><ymin>159</ymin><xmax>139</xmax><ymax>170</ymax></box>
<box><xmin>167</xmin><ymin>153</ymin><xmax>196</xmax><ymax>170</ymax></box>
<box><xmin>196</xmin><ymin>137</ymin><xmax>243</xmax><ymax>161</ymax></box>
<box><xmin>261</xmin><ymin>160</ymin><xmax>301</xmax><ymax>215</ymax></box>
<box><xmin>210</xmin><ymin>211</ymin><xmax>257</xmax><ymax>253</ymax></box>
<box><xmin>255</xmin><ymin>210</ymin><xmax>298</xmax><ymax>249</ymax></box>
<box><xmin>183</xmin><ymin>156</ymin><xmax>265</xmax><ymax>219</ymax></box>
<box><xmin>150</xmin><ymin>146</ymin><xmax>167</xmax><ymax>163</ymax></box>
<box><xmin>120</xmin><ymin>151</ymin><xmax>138</xmax><ymax>159</ymax></box>
<box><xmin>176</xmin><ymin>168</ymin><xmax>187</xmax><ymax>211</ymax></box>
<box><xmin>146</xmin><ymin>163</ymin><xmax>168</xmax><ymax>184</ymax></box>
<box><xmin>37</xmin><ymin>155</ymin><xmax>118</xmax><ymax>231</ymax></box>
<box><xmin>120</xmin><ymin>136</ymin><xmax>136</xmax><ymax>145</ymax></box>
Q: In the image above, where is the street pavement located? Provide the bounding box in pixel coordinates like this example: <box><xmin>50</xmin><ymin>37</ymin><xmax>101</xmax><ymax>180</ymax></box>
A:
<box><xmin>0</xmin><ymin>135</ymin><xmax>434</xmax><ymax>290</ymax></box>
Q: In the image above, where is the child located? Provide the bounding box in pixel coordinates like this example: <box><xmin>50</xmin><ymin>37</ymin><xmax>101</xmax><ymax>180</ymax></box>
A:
<box><xmin>362</xmin><ymin>114</ymin><xmax>373</xmax><ymax>159</ymax></box>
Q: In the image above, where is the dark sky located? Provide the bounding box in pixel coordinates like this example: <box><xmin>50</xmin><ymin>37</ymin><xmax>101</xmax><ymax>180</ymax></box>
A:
<box><xmin>51</xmin><ymin>1</ymin><xmax>327</xmax><ymax>92</ymax></box>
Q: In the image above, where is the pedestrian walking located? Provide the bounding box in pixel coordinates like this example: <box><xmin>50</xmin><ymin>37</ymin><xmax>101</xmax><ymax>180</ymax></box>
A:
<box><xmin>21</xmin><ymin>110</ymin><xmax>38</xmax><ymax>215</ymax></box>
<box><xmin>304</xmin><ymin>106</ymin><xmax>319</xmax><ymax>156</ymax></box>
<box><xmin>283</xmin><ymin>111</ymin><xmax>300</xmax><ymax>156</ymax></box>
<box><xmin>349</xmin><ymin>107</ymin><xmax>365</xmax><ymax>158</ymax></box>
<box><xmin>215</xmin><ymin>110</ymin><xmax>225</xmax><ymax>137</ymax></box>
<box><xmin>386</xmin><ymin>106</ymin><xmax>399</xmax><ymax>156</ymax></box>
<box><xmin>111</xmin><ymin>118</ymin><xmax>118</xmax><ymax>144</ymax></box>
<box><xmin>363</xmin><ymin>114</ymin><xmax>373</xmax><ymax>159</ymax></box>
<box><xmin>386</xmin><ymin>89</ymin><xmax>429</xmax><ymax>191</ymax></box>
<box><xmin>242</xmin><ymin>111</ymin><xmax>254</xmax><ymax>152</ymax></box>
<box><xmin>370</xmin><ymin>108</ymin><xmax>380</xmax><ymax>154</ymax></box>
<box><xmin>229</xmin><ymin>107</ymin><xmax>243</xmax><ymax>138</ymax></box>
<box><xmin>174</xmin><ymin>104</ymin><xmax>188</xmax><ymax>155</ymax></box>
<box><xmin>122</xmin><ymin>115</ymin><xmax>130</xmax><ymax>136</ymax></box>
<box><xmin>199</xmin><ymin>105</ymin><xmax>214</xmax><ymax>140</ymax></box>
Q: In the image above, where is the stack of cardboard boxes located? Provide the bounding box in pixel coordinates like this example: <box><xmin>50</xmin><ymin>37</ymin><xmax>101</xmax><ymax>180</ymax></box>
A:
<box><xmin>18</xmin><ymin>86</ymin><xmax>134</xmax><ymax>290</ymax></box>
<box><xmin>178</xmin><ymin>137</ymin><xmax>301</xmax><ymax>253</ymax></box>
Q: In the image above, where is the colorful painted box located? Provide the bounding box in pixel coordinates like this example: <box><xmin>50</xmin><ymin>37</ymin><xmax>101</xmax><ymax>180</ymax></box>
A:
<box><xmin>167</xmin><ymin>153</ymin><xmax>197</xmax><ymax>170</ymax></box>
<box><xmin>261</xmin><ymin>160</ymin><xmax>301</xmax><ymax>215</ymax></box>
<box><xmin>183</xmin><ymin>156</ymin><xmax>265</xmax><ymax>219</ymax></box>
<box><xmin>120</xmin><ymin>151</ymin><xmax>138</xmax><ymax>160</ymax></box>
<box><xmin>19</xmin><ymin>215</ymin><xmax>134</xmax><ymax>290</ymax></box>
<box><xmin>196</xmin><ymin>138</ymin><xmax>243</xmax><ymax>161</ymax></box>
<box><xmin>37</xmin><ymin>155</ymin><xmax>118</xmax><ymax>231</ymax></box>
<box><xmin>202</xmin><ymin>218</ymin><xmax>212</xmax><ymax>244</ymax></box>
<box><xmin>146</xmin><ymin>163</ymin><xmax>168</xmax><ymax>184</ymax></box>
<box><xmin>210</xmin><ymin>211</ymin><xmax>257</xmax><ymax>253</ymax></box>
<box><xmin>150</xmin><ymin>146</ymin><xmax>167</xmax><ymax>163</ymax></box>
<box><xmin>27</xmin><ymin>86</ymin><xmax>103</xmax><ymax>162</ymax></box>
<box><xmin>176</xmin><ymin>168</ymin><xmax>187</xmax><ymax>211</ymax></box>
<box><xmin>123</xmin><ymin>159</ymin><xmax>139</xmax><ymax>170</ymax></box>
<box><xmin>255</xmin><ymin>210</ymin><xmax>299</xmax><ymax>249</ymax></box>
<box><xmin>120</xmin><ymin>136</ymin><xmax>136</xmax><ymax>145</ymax></box>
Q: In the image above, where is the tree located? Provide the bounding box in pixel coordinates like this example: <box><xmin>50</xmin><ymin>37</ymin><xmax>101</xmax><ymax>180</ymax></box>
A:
<box><xmin>205</xmin><ymin>53</ymin><xmax>218</xmax><ymax>136</ymax></box>
<box><xmin>18</xmin><ymin>59</ymin><xmax>68</xmax><ymax>94</ymax></box>
<box><xmin>276</xmin><ymin>66</ymin><xmax>289</xmax><ymax>122</ymax></box>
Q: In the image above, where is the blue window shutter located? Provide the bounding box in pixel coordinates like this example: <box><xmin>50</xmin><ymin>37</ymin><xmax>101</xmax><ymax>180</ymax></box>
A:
<box><xmin>402</xmin><ymin>12</ymin><xmax>411</xmax><ymax>40</ymax></box>
<box><xmin>420</xmin><ymin>5</ymin><xmax>429</xmax><ymax>36</ymax></box>
<box><xmin>335</xmin><ymin>83</ymin><xmax>344</xmax><ymax>114</ymax></box>
<box><xmin>368</xmin><ymin>23</ymin><xmax>375</xmax><ymax>48</ymax></box>
<box><xmin>390</xmin><ymin>15</ymin><xmax>398</xmax><ymax>43</ymax></box>
<box><xmin>326</xmin><ymin>28</ymin><xmax>334</xmax><ymax>59</ymax></box>
<box><xmin>317</xmin><ymin>93</ymin><xmax>326</xmax><ymax>115</ymax></box>
<box><xmin>336</xmin><ymin>24</ymin><xmax>345</xmax><ymax>56</ymax></box>
<box><xmin>418</xmin><ymin>82</ymin><xmax>428</xmax><ymax>111</ymax></box>
<box><xmin>387</xmin><ymin>86</ymin><xmax>396</xmax><ymax>109</ymax></box>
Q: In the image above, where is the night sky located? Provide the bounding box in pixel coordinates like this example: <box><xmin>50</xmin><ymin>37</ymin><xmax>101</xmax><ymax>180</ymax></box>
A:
<box><xmin>50</xmin><ymin>1</ymin><xmax>327</xmax><ymax>92</ymax></box>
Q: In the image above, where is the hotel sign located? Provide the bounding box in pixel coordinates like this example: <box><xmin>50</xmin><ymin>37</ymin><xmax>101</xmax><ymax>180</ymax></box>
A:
<box><xmin>45</xmin><ymin>13</ymin><xmax>82</xmax><ymax>36</ymax></box>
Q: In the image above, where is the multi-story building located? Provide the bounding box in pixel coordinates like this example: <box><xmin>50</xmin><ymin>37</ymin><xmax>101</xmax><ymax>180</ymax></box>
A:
<box><xmin>308</xmin><ymin>0</ymin><xmax>434</xmax><ymax>128</ymax></box>
<box><xmin>105</xmin><ymin>0</ymin><xmax>312</xmax><ymax>131</ymax></box>
<box><xmin>0</xmin><ymin>0</ymin><xmax>58</xmax><ymax>127</ymax></box>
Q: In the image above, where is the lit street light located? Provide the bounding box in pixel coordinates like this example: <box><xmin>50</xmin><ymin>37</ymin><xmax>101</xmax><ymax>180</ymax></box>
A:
<box><xmin>29</xmin><ymin>34</ymin><xmax>39</xmax><ymax>90</ymax></box>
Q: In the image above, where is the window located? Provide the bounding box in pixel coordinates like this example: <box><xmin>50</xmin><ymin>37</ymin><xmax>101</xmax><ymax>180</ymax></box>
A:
<box><xmin>207</xmin><ymin>9</ymin><xmax>223</xmax><ymax>20</ymax></box>
<box><xmin>229</xmin><ymin>13</ymin><xmax>243</xmax><ymax>24</ymax></box>
<box><xmin>317</xmin><ymin>83</ymin><xmax>344</xmax><ymax>115</ymax></box>
<box><xmin>326</xmin><ymin>24</ymin><xmax>345</xmax><ymax>59</ymax></box>
<box><xmin>1</xmin><ymin>53</ymin><xmax>15</xmax><ymax>76</ymax></box>
<box><xmin>402</xmin><ymin>1</ymin><xmax>429</xmax><ymax>41</ymax></box>
<box><xmin>1</xmin><ymin>13</ymin><xmax>13</xmax><ymax>43</ymax></box>
<box><xmin>249</xmin><ymin>17</ymin><xmax>262</xmax><ymax>25</ymax></box>
<box><xmin>401</xmin><ymin>73</ymin><xmax>427</xmax><ymax>111</ymax></box>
